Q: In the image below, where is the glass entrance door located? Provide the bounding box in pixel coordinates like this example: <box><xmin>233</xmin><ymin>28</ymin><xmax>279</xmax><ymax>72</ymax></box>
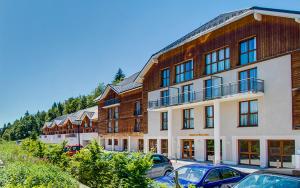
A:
<box><xmin>268</xmin><ymin>140</ymin><xmax>295</xmax><ymax>168</ymax></box>
<box><xmin>182</xmin><ymin>140</ymin><xmax>194</xmax><ymax>159</ymax></box>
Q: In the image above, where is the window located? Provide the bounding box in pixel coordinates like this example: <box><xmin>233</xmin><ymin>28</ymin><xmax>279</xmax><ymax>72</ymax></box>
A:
<box><xmin>108</xmin><ymin>139</ymin><xmax>112</xmax><ymax>145</ymax></box>
<box><xmin>205</xmin><ymin>77</ymin><xmax>222</xmax><ymax>100</ymax></box>
<box><xmin>161</xmin><ymin>68</ymin><xmax>170</xmax><ymax>87</ymax></box>
<box><xmin>107</xmin><ymin>121</ymin><xmax>112</xmax><ymax>133</ymax></box>
<box><xmin>134</xmin><ymin>118</ymin><xmax>141</xmax><ymax>132</ymax></box>
<box><xmin>239</xmin><ymin>68</ymin><xmax>257</xmax><ymax>93</ymax></box>
<box><xmin>239</xmin><ymin>100</ymin><xmax>258</xmax><ymax>127</ymax></box>
<box><xmin>138</xmin><ymin>139</ymin><xmax>144</xmax><ymax>152</ymax></box>
<box><xmin>183</xmin><ymin>109</ymin><xmax>194</xmax><ymax>129</ymax></box>
<box><xmin>161</xmin><ymin>112</ymin><xmax>168</xmax><ymax>130</ymax></box>
<box><xmin>84</xmin><ymin>121</ymin><xmax>88</xmax><ymax>128</ymax></box>
<box><xmin>206</xmin><ymin>47</ymin><xmax>230</xmax><ymax>74</ymax></box>
<box><xmin>175</xmin><ymin>60</ymin><xmax>193</xmax><ymax>83</ymax></box>
<box><xmin>240</xmin><ymin>37</ymin><xmax>256</xmax><ymax>65</ymax></box>
<box><xmin>108</xmin><ymin>108</ymin><xmax>113</xmax><ymax>120</ymax></box>
<box><xmin>149</xmin><ymin>139</ymin><xmax>157</xmax><ymax>153</ymax></box>
<box><xmin>161</xmin><ymin>139</ymin><xmax>168</xmax><ymax>155</ymax></box>
<box><xmin>114</xmin><ymin>120</ymin><xmax>119</xmax><ymax>133</ymax></box>
<box><xmin>114</xmin><ymin>139</ymin><xmax>118</xmax><ymax>146</ymax></box>
<box><xmin>205</xmin><ymin>106</ymin><xmax>214</xmax><ymax>128</ymax></box>
<box><xmin>239</xmin><ymin>140</ymin><xmax>260</xmax><ymax>165</ymax></box>
<box><xmin>220</xmin><ymin>168</ymin><xmax>240</xmax><ymax>179</ymax></box>
<box><xmin>182</xmin><ymin>84</ymin><xmax>194</xmax><ymax>103</ymax></box>
<box><xmin>206</xmin><ymin>140</ymin><xmax>222</xmax><ymax>161</ymax></box>
<box><xmin>134</xmin><ymin>101</ymin><xmax>142</xmax><ymax>116</ymax></box>
<box><xmin>205</xmin><ymin>169</ymin><xmax>222</xmax><ymax>182</ymax></box>
<box><xmin>89</xmin><ymin>121</ymin><xmax>93</xmax><ymax>127</ymax></box>
<box><xmin>160</xmin><ymin>90</ymin><xmax>169</xmax><ymax>106</ymax></box>
<box><xmin>268</xmin><ymin>140</ymin><xmax>295</xmax><ymax>168</ymax></box>
<box><xmin>114</xmin><ymin>107</ymin><xmax>119</xmax><ymax>119</ymax></box>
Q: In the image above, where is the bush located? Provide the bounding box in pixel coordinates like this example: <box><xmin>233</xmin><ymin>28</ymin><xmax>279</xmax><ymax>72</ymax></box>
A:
<box><xmin>45</xmin><ymin>141</ymin><xmax>69</xmax><ymax>168</ymax></box>
<box><xmin>0</xmin><ymin>161</ymin><xmax>77</xmax><ymax>188</ymax></box>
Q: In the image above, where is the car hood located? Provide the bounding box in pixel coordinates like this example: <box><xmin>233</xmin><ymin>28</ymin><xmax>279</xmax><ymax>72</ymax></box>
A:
<box><xmin>155</xmin><ymin>176</ymin><xmax>196</xmax><ymax>188</ymax></box>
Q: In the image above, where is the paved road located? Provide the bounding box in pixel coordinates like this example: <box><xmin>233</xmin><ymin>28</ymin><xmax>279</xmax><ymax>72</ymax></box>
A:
<box><xmin>171</xmin><ymin>160</ymin><xmax>259</xmax><ymax>174</ymax></box>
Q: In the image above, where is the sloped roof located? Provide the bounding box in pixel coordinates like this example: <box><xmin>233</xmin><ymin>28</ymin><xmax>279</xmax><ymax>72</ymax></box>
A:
<box><xmin>135</xmin><ymin>6</ymin><xmax>300</xmax><ymax>82</ymax></box>
<box><xmin>43</xmin><ymin>106</ymin><xmax>98</xmax><ymax>129</ymax></box>
<box><xmin>95</xmin><ymin>72</ymin><xmax>142</xmax><ymax>101</ymax></box>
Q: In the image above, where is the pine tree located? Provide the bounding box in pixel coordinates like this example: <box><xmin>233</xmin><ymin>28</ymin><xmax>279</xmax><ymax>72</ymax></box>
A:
<box><xmin>112</xmin><ymin>68</ymin><xmax>125</xmax><ymax>85</ymax></box>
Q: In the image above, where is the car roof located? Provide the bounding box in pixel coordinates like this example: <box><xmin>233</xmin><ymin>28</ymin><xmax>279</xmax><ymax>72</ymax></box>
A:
<box><xmin>254</xmin><ymin>169</ymin><xmax>300</xmax><ymax>177</ymax></box>
<box><xmin>179</xmin><ymin>164</ymin><xmax>234</xmax><ymax>170</ymax></box>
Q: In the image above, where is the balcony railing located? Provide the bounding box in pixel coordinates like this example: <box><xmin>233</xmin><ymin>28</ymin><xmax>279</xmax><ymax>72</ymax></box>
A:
<box><xmin>104</xmin><ymin>98</ymin><xmax>120</xmax><ymax>106</ymax></box>
<box><xmin>148</xmin><ymin>78</ymin><xmax>264</xmax><ymax>109</ymax></box>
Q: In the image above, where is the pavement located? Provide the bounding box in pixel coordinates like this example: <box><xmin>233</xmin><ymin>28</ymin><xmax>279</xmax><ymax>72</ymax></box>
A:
<box><xmin>171</xmin><ymin>159</ymin><xmax>260</xmax><ymax>174</ymax></box>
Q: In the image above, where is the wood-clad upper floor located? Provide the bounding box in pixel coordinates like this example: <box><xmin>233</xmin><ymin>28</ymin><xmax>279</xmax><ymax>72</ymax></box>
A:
<box><xmin>142</xmin><ymin>14</ymin><xmax>300</xmax><ymax>93</ymax></box>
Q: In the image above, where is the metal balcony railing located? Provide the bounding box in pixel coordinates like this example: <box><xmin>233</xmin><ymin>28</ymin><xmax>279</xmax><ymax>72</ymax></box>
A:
<box><xmin>104</xmin><ymin>98</ymin><xmax>120</xmax><ymax>106</ymax></box>
<box><xmin>148</xmin><ymin>78</ymin><xmax>264</xmax><ymax>109</ymax></box>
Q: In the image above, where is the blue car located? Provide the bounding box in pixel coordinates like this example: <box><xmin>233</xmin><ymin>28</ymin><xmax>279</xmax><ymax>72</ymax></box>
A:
<box><xmin>155</xmin><ymin>164</ymin><xmax>246</xmax><ymax>188</ymax></box>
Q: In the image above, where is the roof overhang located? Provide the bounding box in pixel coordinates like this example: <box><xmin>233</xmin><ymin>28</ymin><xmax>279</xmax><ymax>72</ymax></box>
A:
<box><xmin>134</xmin><ymin>7</ymin><xmax>300</xmax><ymax>83</ymax></box>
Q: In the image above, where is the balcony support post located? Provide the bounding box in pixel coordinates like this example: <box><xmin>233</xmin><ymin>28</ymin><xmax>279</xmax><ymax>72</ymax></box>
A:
<box><xmin>214</xmin><ymin>100</ymin><xmax>221</xmax><ymax>165</ymax></box>
<box><xmin>167</xmin><ymin>108</ymin><xmax>173</xmax><ymax>158</ymax></box>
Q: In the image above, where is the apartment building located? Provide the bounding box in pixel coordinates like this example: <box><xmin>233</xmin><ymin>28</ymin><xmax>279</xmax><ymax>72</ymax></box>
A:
<box><xmin>96</xmin><ymin>73</ymin><xmax>145</xmax><ymax>152</ymax></box>
<box><xmin>133</xmin><ymin>7</ymin><xmax>300</xmax><ymax>168</ymax></box>
<box><xmin>41</xmin><ymin>106</ymin><xmax>98</xmax><ymax>146</ymax></box>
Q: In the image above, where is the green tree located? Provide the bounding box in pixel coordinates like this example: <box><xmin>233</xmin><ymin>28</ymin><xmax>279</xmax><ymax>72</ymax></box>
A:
<box><xmin>112</xmin><ymin>68</ymin><xmax>125</xmax><ymax>85</ymax></box>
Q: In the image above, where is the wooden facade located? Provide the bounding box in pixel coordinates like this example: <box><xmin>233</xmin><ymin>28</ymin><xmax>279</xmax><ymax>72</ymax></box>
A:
<box><xmin>142</xmin><ymin>14</ymin><xmax>300</xmax><ymax>130</ymax></box>
<box><xmin>98</xmin><ymin>87</ymin><xmax>144</xmax><ymax>136</ymax></box>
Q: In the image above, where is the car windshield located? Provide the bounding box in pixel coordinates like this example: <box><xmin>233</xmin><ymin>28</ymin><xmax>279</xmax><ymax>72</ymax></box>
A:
<box><xmin>168</xmin><ymin>166</ymin><xmax>207</xmax><ymax>183</ymax></box>
<box><xmin>235</xmin><ymin>174</ymin><xmax>300</xmax><ymax>188</ymax></box>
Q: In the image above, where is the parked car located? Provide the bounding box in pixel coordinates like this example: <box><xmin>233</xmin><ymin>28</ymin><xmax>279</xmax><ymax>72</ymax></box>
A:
<box><xmin>224</xmin><ymin>168</ymin><xmax>300</xmax><ymax>188</ymax></box>
<box><xmin>64</xmin><ymin>144</ymin><xmax>83</xmax><ymax>156</ymax></box>
<box><xmin>155</xmin><ymin>164</ymin><xmax>246</xmax><ymax>188</ymax></box>
<box><xmin>147</xmin><ymin>154</ymin><xmax>174</xmax><ymax>179</ymax></box>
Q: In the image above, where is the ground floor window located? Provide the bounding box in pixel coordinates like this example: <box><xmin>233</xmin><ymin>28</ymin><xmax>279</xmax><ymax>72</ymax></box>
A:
<box><xmin>206</xmin><ymin>139</ymin><xmax>222</xmax><ymax>162</ymax></box>
<box><xmin>238</xmin><ymin>140</ymin><xmax>260</xmax><ymax>166</ymax></box>
<box><xmin>268</xmin><ymin>140</ymin><xmax>295</xmax><ymax>168</ymax></box>
<box><xmin>149</xmin><ymin>139</ymin><xmax>157</xmax><ymax>153</ymax></box>
<box><xmin>182</xmin><ymin>140</ymin><xmax>194</xmax><ymax>159</ymax></box>
<box><xmin>108</xmin><ymin>139</ymin><xmax>112</xmax><ymax>145</ymax></box>
<box><xmin>114</xmin><ymin>139</ymin><xmax>118</xmax><ymax>146</ymax></box>
<box><xmin>138</xmin><ymin>139</ymin><xmax>144</xmax><ymax>152</ymax></box>
<box><xmin>161</xmin><ymin>139</ymin><xmax>168</xmax><ymax>156</ymax></box>
<box><xmin>123</xmin><ymin>139</ymin><xmax>128</xmax><ymax>151</ymax></box>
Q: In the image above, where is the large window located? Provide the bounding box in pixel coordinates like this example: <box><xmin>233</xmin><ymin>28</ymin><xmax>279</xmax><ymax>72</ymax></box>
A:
<box><xmin>138</xmin><ymin>139</ymin><xmax>144</xmax><ymax>152</ymax></box>
<box><xmin>268</xmin><ymin>140</ymin><xmax>295</xmax><ymax>168</ymax></box>
<box><xmin>108</xmin><ymin>139</ymin><xmax>112</xmax><ymax>145</ymax></box>
<box><xmin>205</xmin><ymin>106</ymin><xmax>214</xmax><ymax>128</ymax></box>
<box><xmin>239</xmin><ymin>140</ymin><xmax>260</xmax><ymax>166</ymax></box>
<box><xmin>183</xmin><ymin>109</ymin><xmax>194</xmax><ymax>129</ymax></box>
<box><xmin>114</xmin><ymin>107</ymin><xmax>119</xmax><ymax>119</ymax></box>
<box><xmin>161</xmin><ymin>112</ymin><xmax>168</xmax><ymax>130</ymax></box>
<box><xmin>107</xmin><ymin>121</ymin><xmax>112</xmax><ymax>133</ymax></box>
<box><xmin>206</xmin><ymin>140</ymin><xmax>222</xmax><ymax>161</ymax></box>
<box><xmin>149</xmin><ymin>139</ymin><xmax>157</xmax><ymax>153</ymax></box>
<box><xmin>175</xmin><ymin>60</ymin><xmax>193</xmax><ymax>83</ymax></box>
<box><xmin>114</xmin><ymin>139</ymin><xmax>118</xmax><ymax>146</ymax></box>
<box><xmin>134</xmin><ymin>101</ymin><xmax>142</xmax><ymax>116</ymax></box>
<box><xmin>205</xmin><ymin>77</ymin><xmax>222</xmax><ymax>99</ymax></box>
<box><xmin>240</xmin><ymin>37</ymin><xmax>256</xmax><ymax>65</ymax></box>
<box><xmin>161</xmin><ymin>139</ymin><xmax>168</xmax><ymax>156</ymax></box>
<box><xmin>239</xmin><ymin>100</ymin><xmax>258</xmax><ymax>127</ymax></box>
<box><xmin>182</xmin><ymin>84</ymin><xmax>194</xmax><ymax>103</ymax></box>
<box><xmin>206</xmin><ymin>47</ymin><xmax>230</xmax><ymax>75</ymax></box>
<box><xmin>161</xmin><ymin>68</ymin><xmax>170</xmax><ymax>87</ymax></box>
<box><xmin>114</xmin><ymin>120</ymin><xmax>119</xmax><ymax>133</ymax></box>
<box><xmin>160</xmin><ymin>90</ymin><xmax>169</xmax><ymax>106</ymax></box>
<box><xmin>134</xmin><ymin>118</ymin><xmax>141</xmax><ymax>132</ymax></box>
<box><xmin>239</xmin><ymin>68</ymin><xmax>257</xmax><ymax>93</ymax></box>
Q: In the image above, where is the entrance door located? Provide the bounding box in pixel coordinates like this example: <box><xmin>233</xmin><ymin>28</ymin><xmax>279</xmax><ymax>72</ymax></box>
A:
<box><xmin>206</xmin><ymin>140</ymin><xmax>222</xmax><ymax>162</ymax></box>
<box><xmin>268</xmin><ymin>140</ymin><xmax>295</xmax><ymax>168</ymax></box>
<box><xmin>123</xmin><ymin>139</ymin><xmax>128</xmax><ymax>151</ymax></box>
<box><xmin>238</xmin><ymin>140</ymin><xmax>260</xmax><ymax>166</ymax></box>
<box><xmin>182</xmin><ymin>140</ymin><xmax>194</xmax><ymax>159</ymax></box>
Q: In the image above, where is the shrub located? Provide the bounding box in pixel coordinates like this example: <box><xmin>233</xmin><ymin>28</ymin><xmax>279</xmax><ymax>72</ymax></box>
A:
<box><xmin>0</xmin><ymin>161</ymin><xmax>77</xmax><ymax>188</ymax></box>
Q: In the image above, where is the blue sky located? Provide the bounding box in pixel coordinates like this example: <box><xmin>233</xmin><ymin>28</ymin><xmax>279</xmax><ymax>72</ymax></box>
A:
<box><xmin>0</xmin><ymin>0</ymin><xmax>299</xmax><ymax>127</ymax></box>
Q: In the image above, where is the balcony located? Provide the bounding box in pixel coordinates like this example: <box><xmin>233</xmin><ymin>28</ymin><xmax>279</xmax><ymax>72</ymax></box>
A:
<box><xmin>148</xmin><ymin>78</ymin><xmax>264</xmax><ymax>109</ymax></box>
<box><xmin>104</xmin><ymin>98</ymin><xmax>120</xmax><ymax>107</ymax></box>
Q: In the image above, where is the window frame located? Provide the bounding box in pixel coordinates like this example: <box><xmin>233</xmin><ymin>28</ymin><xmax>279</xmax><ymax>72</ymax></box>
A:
<box><xmin>183</xmin><ymin>109</ymin><xmax>194</xmax><ymax>129</ymax></box>
<box><xmin>239</xmin><ymin>100</ymin><xmax>258</xmax><ymax>127</ymax></box>
<box><xmin>205</xmin><ymin>46</ymin><xmax>230</xmax><ymax>75</ymax></box>
<box><xmin>239</xmin><ymin>37</ymin><xmax>257</xmax><ymax>65</ymax></box>
<box><xmin>160</xmin><ymin>68</ymin><xmax>170</xmax><ymax>87</ymax></box>
<box><xmin>205</xmin><ymin>106</ymin><xmax>214</xmax><ymax>128</ymax></box>
<box><xmin>161</xmin><ymin>112</ymin><xmax>168</xmax><ymax>130</ymax></box>
<box><xmin>175</xmin><ymin>60</ymin><xmax>194</xmax><ymax>83</ymax></box>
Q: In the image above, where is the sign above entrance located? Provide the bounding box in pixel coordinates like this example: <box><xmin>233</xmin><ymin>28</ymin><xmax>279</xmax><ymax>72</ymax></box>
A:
<box><xmin>189</xmin><ymin>133</ymin><xmax>209</xmax><ymax>136</ymax></box>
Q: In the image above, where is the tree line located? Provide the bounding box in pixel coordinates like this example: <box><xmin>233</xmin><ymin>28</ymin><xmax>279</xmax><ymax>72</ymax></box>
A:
<box><xmin>0</xmin><ymin>68</ymin><xmax>125</xmax><ymax>141</ymax></box>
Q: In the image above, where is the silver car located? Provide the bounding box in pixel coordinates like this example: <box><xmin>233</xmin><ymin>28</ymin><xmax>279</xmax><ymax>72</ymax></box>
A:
<box><xmin>147</xmin><ymin>154</ymin><xmax>174</xmax><ymax>179</ymax></box>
